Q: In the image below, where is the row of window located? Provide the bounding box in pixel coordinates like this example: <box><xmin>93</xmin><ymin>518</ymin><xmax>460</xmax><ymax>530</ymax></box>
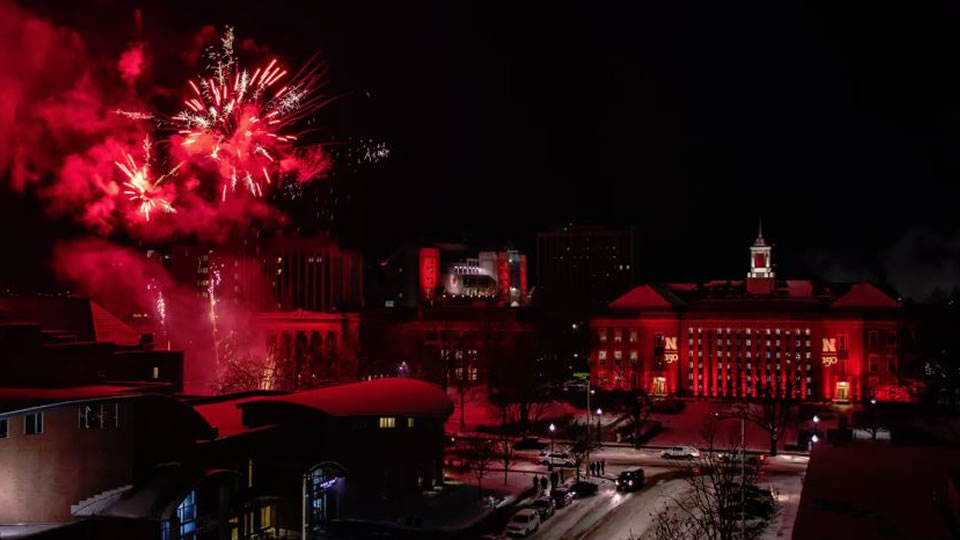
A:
<box><xmin>0</xmin><ymin>412</ymin><xmax>44</xmax><ymax>439</ymax></box>
<box><xmin>378</xmin><ymin>417</ymin><xmax>416</xmax><ymax>429</ymax></box>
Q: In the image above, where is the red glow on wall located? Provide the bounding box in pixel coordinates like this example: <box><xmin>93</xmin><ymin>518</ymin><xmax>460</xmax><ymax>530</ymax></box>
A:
<box><xmin>419</xmin><ymin>248</ymin><xmax>439</xmax><ymax>303</ymax></box>
<box><xmin>497</xmin><ymin>252</ymin><xmax>510</xmax><ymax>303</ymax></box>
<box><xmin>520</xmin><ymin>255</ymin><xmax>528</xmax><ymax>295</ymax></box>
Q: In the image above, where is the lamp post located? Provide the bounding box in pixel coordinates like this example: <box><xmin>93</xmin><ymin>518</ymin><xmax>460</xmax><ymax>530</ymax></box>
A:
<box><xmin>596</xmin><ymin>408</ymin><xmax>603</xmax><ymax>443</ymax></box>
<box><xmin>549</xmin><ymin>423</ymin><xmax>556</xmax><ymax>454</ymax></box>
<box><xmin>714</xmin><ymin>407</ymin><xmax>747</xmax><ymax>540</ymax></box>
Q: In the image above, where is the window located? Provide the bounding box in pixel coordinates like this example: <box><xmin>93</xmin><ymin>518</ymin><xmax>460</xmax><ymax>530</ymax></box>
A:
<box><xmin>259</xmin><ymin>505</ymin><xmax>274</xmax><ymax>529</ymax></box>
<box><xmin>629</xmin><ymin>330</ymin><xmax>638</xmax><ymax>343</ymax></box>
<box><xmin>869</xmin><ymin>355</ymin><xmax>880</xmax><ymax>373</ymax></box>
<box><xmin>614</xmin><ymin>350</ymin><xmax>623</xmax><ymax>363</ymax></box>
<box><xmin>248</xmin><ymin>458</ymin><xmax>254</xmax><ymax>488</ymax></box>
<box><xmin>887</xmin><ymin>357</ymin><xmax>897</xmax><ymax>373</ymax></box>
<box><xmin>25</xmin><ymin>412</ymin><xmax>43</xmax><ymax>435</ymax></box>
<box><xmin>868</xmin><ymin>331</ymin><xmax>879</xmax><ymax>347</ymax></box>
<box><xmin>613</xmin><ymin>329</ymin><xmax>622</xmax><ymax>343</ymax></box>
<box><xmin>379</xmin><ymin>417</ymin><xmax>396</xmax><ymax>429</ymax></box>
<box><xmin>887</xmin><ymin>332</ymin><xmax>897</xmax><ymax>346</ymax></box>
<box><xmin>598</xmin><ymin>330</ymin><xmax>607</xmax><ymax>343</ymax></box>
<box><xmin>630</xmin><ymin>351</ymin><xmax>638</xmax><ymax>363</ymax></box>
<box><xmin>407</xmin><ymin>417</ymin><xmax>415</xmax><ymax>428</ymax></box>
<box><xmin>177</xmin><ymin>490</ymin><xmax>197</xmax><ymax>540</ymax></box>
<box><xmin>0</xmin><ymin>418</ymin><xmax>6</xmax><ymax>439</ymax></box>
<box><xmin>655</xmin><ymin>334</ymin><xmax>665</xmax><ymax>347</ymax></box>
<box><xmin>837</xmin><ymin>335</ymin><xmax>847</xmax><ymax>351</ymax></box>
<box><xmin>152</xmin><ymin>366</ymin><xmax>160</xmax><ymax>379</ymax></box>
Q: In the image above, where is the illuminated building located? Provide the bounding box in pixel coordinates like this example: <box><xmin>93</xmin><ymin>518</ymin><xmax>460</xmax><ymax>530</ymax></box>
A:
<box><xmin>373</xmin><ymin>244</ymin><xmax>528</xmax><ymax>308</ymax></box>
<box><xmin>590</xmin><ymin>229</ymin><xmax>914</xmax><ymax>402</ymax></box>
<box><xmin>536</xmin><ymin>225</ymin><xmax>635</xmax><ymax>308</ymax></box>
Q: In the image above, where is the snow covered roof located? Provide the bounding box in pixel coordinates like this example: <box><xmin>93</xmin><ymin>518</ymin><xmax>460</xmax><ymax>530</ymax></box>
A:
<box><xmin>0</xmin><ymin>296</ymin><xmax>143</xmax><ymax>346</ymax></box>
<box><xmin>241</xmin><ymin>378</ymin><xmax>454</xmax><ymax>420</ymax></box>
<box><xmin>831</xmin><ymin>282</ymin><xmax>900</xmax><ymax>309</ymax></box>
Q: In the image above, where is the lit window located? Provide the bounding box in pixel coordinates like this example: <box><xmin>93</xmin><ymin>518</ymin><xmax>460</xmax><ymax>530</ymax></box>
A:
<box><xmin>260</xmin><ymin>505</ymin><xmax>274</xmax><ymax>529</ymax></box>
<box><xmin>408</xmin><ymin>417</ymin><xmax>415</xmax><ymax>428</ymax></box>
<box><xmin>629</xmin><ymin>330</ymin><xmax>638</xmax><ymax>343</ymax></box>
<box><xmin>0</xmin><ymin>418</ymin><xmax>7</xmax><ymax>439</ymax></box>
<box><xmin>248</xmin><ymin>458</ymin><xmax>254</xmax><ymax>488</ymax></box>
<box><xmin>152</xmin><ymin>366</ymin><xmax>160</xmax><ymax>379</ymax></box>
<box><xmin>614</xmin><ymin>329</ymin><xmax>622</xmax><ymax>343</ymax></box>
<box><xmin>598</xmin><ymin>350</ymin><xmax>607</xmax><ymax>360</ymax></box>
<box><xmin>379</xmin><ymin>417</ymin><xmax>396</xmax><ymax>429</ymax></box>
<box><xmin>599</xmin><ymin>330</ymin><xmax>607</xmax><ymax>342</ymax></box>
<box><xmin>837</xmin><ymin>335</ymin><xmax>847</xmax><ymax>351</ymax></box>
<box><xmin>25</xmin><ymin>412</ymin><xmax>43</xmax><ymax>435</ymax></box>
<box><xmin>177</xmin><ymin>490</ymin><xmax>197</xmax><ymax>539</ymax></box>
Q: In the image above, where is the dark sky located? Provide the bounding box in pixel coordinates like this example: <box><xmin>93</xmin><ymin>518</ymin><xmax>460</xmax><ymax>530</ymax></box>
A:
<box><xmin>9</xmin><ymin>0</ymin><xmax>960</xmax><ymax>298</ymax></box>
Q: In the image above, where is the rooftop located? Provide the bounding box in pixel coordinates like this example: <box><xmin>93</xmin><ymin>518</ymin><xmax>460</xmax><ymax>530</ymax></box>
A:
<box><xmin>793</xmin><ymin>445</ymin><xmax>960</xmax><ymax>540</ymax></box>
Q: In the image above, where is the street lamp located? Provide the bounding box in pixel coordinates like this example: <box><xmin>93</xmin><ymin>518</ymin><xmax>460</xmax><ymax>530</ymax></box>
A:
<box><xmin>812</xmin><ymin>415</ymin><xmax>819</xmax><ymax>424</ymax></box>
<box><xmin>870</xmin><ymin>398</ymin><xmax>877</xmax><ymax>405</ymax></box>
<box><xmin>596</xmin><ymin>408</ymin><xmax>603</xmax><ymax>442</ymax></box>
<box><xmin>549</xmin><ymin>423</ymin><xmax>556</xmax><ymax>454</ymax></box>
<box><xmin>811</xmin><ymin>434</ymin><xmax>819</xmax><ymax>443</ymax></box>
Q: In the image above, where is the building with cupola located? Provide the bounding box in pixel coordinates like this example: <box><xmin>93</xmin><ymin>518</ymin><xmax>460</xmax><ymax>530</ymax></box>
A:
<box><xmin>589</xmin><ymin>227</ymin><xmax>917</xmax><ymax>403</ymax></box>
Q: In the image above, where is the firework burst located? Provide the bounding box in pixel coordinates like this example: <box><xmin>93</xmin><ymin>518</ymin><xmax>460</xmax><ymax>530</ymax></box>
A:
<box><xmin>173</xmin><ymin>27</ymin><xmax>332</xmax><ymax>201</ymax></box>
<box><xmin>115</xmin><ymin>137</ymin><xmax>180</xmax><ymax>221</ymax></box>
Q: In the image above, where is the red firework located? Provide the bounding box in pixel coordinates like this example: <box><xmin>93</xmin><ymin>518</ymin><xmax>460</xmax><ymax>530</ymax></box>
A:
<box><xmin>115</xmin><ymin>137</ymin><xmax>180</xmax><ymax>222</ymax></box>
<box><xmin>172</xmin><ymin>27</ymin><xmax>330</xmax><ymax>201</ymax></box>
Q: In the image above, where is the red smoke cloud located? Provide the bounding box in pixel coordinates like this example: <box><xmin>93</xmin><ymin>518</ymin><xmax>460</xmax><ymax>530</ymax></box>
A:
<box><xmin>52</xmin><ymin>238</ymin><xmax>266</xmax><ymax>393</ymax></box>
<box><xmin>0</xmin><ymin>3</ymin><xmax>331</xmax><ymax>243</ymax></box>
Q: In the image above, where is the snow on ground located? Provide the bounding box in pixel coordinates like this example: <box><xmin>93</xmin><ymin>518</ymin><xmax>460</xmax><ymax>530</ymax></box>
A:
<box><xmin>580</xmin><ymin>478</ymin><xmax>686</xmax><ymax>540</ymax></box>
<box><xmin>758</xmin><ymin>473</ymin><xmax>804</xmax><ymax>539</ymax></box>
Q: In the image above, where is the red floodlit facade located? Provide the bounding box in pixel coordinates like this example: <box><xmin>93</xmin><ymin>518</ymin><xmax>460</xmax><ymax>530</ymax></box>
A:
<box><xmin>590</xmin><ymin>231</ymin><xmax>914</xmax><ymax>403</ymax></box>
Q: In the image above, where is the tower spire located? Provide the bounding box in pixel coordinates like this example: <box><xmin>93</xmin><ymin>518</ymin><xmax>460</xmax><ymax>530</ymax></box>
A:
<box><xmin>758</xmin><ymin>217</ymin><xmax>763</xmax><ymax>239</ymax></box>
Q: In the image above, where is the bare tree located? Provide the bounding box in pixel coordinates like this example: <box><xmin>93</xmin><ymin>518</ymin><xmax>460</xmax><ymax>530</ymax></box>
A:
<box><xmin>497</xmin><ymin>438</ymin><xmax>515</xmax><ymax>485</ymax></box>
<box><xmin>653</xmin><ymin>420</ymin><xmax>777</xmax><ymax>540</ymax></box>
<box><xmin>567</xmin><ymin>422</ymin><xmax>598</xmax><ymax>482</ymax></box>
<box><xmin>747</xmin><ymin>398</ymin><xmax>795</xmax><ymax>457</ymax></box>
<box><xmin>616</xmin><ymin>388</ymin><xmax>657</xmax><ymax>447</ymax></box>
<box><xmin>463</xmin><ymin>438</ymin><xmax>496</xmax><ymax>497</ymax></box>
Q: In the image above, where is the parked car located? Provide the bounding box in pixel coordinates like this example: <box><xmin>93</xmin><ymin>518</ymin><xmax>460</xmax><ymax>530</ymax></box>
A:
<box><xmin>505</xmin><ymin>508</ymin><xmax>541</xmax><ymax>537</ymax></box>
<box><xmin>617</xmin><ymin>468</ymin><xmax>645</xmax><ymax>491</ymax></box>
<box><xmin>571</xmin><ymin>480</ymin><xmax>599</xmax><ymax>498</ymax></box>
<box><xmin>529</xmin><ymin>496</ymin><xmax>556</xmax><ymax>519</ymax></box>
<box><xmin>662</xmin><ymin>445</ymin><xmax>700</xmax><ymax>459</ymax></box>
<box><xmin>539</xmin><ymin>452</ymin><xmax>576</xmax><ymax>467</ymax></box>
<box><xmin>550</xmin><ymin>487</ymin><xmax>575</xmax><ymax>508</ymax></box>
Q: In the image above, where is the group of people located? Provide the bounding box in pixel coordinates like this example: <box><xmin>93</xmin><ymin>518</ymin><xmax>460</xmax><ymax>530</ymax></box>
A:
<box><xmin>588</xmin><ymin>459</ymin><xmax>606</xmax><ymax>476</ymax></box>
<box><xmin>533</xmin><ymin>470</ymin><xmax>562</xmax><ymax>494</ymax></box>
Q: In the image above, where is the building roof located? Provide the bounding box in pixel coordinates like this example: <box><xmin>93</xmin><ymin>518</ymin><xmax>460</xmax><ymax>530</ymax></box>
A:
<box><xmin>0</xmin><ymin>385</ymin><xmax>156</xmax><ymax>412</ymax></box>
<box><xmin>793</xmin><ymin>445</ymin><xmax>960</xmax><ymax>540</ymax></box>
<box><xmin>0</xmin><ymin>296</ymin><xmax>143</xmax><ymax>346</ymax></box>
<box><xmin>606</xmin><ymin>280</ymin><xmax>900</xmax><ymax>313</ymax></box>
<box><xmin>241</xmin><ymin>377</ymin><xmax>454</xmax><ymax>420</ymax></box>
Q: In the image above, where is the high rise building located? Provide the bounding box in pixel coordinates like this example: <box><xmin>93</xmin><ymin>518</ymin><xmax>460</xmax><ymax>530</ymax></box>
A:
<box><xmin>536</xmin><ymin>225</ymin><xmax>635</xmax><ymax>309</ymax></box>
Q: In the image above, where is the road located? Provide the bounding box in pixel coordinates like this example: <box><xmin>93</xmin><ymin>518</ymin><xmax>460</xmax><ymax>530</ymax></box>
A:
<box><xmin>479</xmin><ymin>446</ymin><xmax>807</xmax><ymax>540</ymax></box>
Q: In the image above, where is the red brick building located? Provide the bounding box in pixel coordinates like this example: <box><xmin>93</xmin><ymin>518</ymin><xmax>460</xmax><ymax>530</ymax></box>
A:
<box><xmin>590</xmin><ymin>230</ymin><xmax>913</xmax><ymax>403</ymax></box>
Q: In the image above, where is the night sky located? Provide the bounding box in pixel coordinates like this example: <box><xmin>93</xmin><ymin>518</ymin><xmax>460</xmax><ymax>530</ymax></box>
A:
<box><xmin>6</xmin><ymin>1</ymin><xmax>960</xmax><ymax>299</ymax></box>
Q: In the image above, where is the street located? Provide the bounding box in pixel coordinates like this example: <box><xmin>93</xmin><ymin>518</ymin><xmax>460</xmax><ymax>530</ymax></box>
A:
<box><xmin>475</xmin><ymin>445</ymin><xmax>808</xmax><ymax>540</ymax></box>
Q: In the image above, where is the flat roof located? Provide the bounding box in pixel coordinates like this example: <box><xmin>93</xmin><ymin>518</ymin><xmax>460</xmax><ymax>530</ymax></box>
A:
<box><xmin>794</xmin><ymin>445</ymin><xmax>960</xmax><ymax>539</ymax></box>
<box><xmin>241</xmin><ymin>377</ymin><xmax>454</xmax><ymax>420</ymax></box>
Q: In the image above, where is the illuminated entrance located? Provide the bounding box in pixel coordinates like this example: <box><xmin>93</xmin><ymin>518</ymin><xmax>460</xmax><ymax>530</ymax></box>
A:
<box><xmin>835</xmin><ymin>381</ymin><xmax>850</xmax><ymax>402</ymax></box>
<box><xmin>652</xmin><ymin>376</ymin><xmax>667</xmax><ymax>396</ymax></box>
<box><xmin>305</xmin><ymin>462</ymin><xmax>347</xmax><ymax>535</ymax></box>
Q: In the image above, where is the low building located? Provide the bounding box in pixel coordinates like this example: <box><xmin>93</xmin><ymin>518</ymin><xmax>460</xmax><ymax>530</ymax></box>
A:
<box><xmin>0</xmin><ymin>378</ymin><xmax>452</xmax><ymax>539</ymax></box>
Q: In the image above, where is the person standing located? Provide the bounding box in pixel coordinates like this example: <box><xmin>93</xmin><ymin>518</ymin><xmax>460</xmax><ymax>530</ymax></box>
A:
<box><xmin>533</xmin><ymin>474</ymin><xmax>540</xmax><ymax>493</ymax></box>
<box><xmin>551</xmin><ymin>470</ymin><xmax>560</xmax><ymax>489</ymax></box>
<box><xmin>601</xmin><ymin>459</ymin><xmax>606</xmax><ymax>476</ymax></box>
<box><xmin>540</xmin><ymin>475</ymin><xmax>548</xmax><ymax>493</ymax></box>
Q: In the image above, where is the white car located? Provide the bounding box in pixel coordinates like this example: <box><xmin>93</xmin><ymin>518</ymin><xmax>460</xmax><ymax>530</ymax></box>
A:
<box><xmin>661</xmin><ymin>445</ymin><xmax>700</xmax><ymax>459</ymax></box>
<box><xmin>506</xmin><ymin>508</ymin><xmax>541</xmax><ymax>536</ymax></box>
<box><xmin>539</xmin><ymin>452</ymin><xmax>576</xmax><ymax>467</ymax></box>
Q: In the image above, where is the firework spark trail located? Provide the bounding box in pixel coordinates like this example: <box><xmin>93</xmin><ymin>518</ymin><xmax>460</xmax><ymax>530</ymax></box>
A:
<box><xmin>115</xmin><ymin>137</ymin><xmax>181</xmax><ymax>221</ymax></box>
<box><xmin>172</xmin><ymin>27</ymin><xmax>331</xmax><ymax>200</ymax></box>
